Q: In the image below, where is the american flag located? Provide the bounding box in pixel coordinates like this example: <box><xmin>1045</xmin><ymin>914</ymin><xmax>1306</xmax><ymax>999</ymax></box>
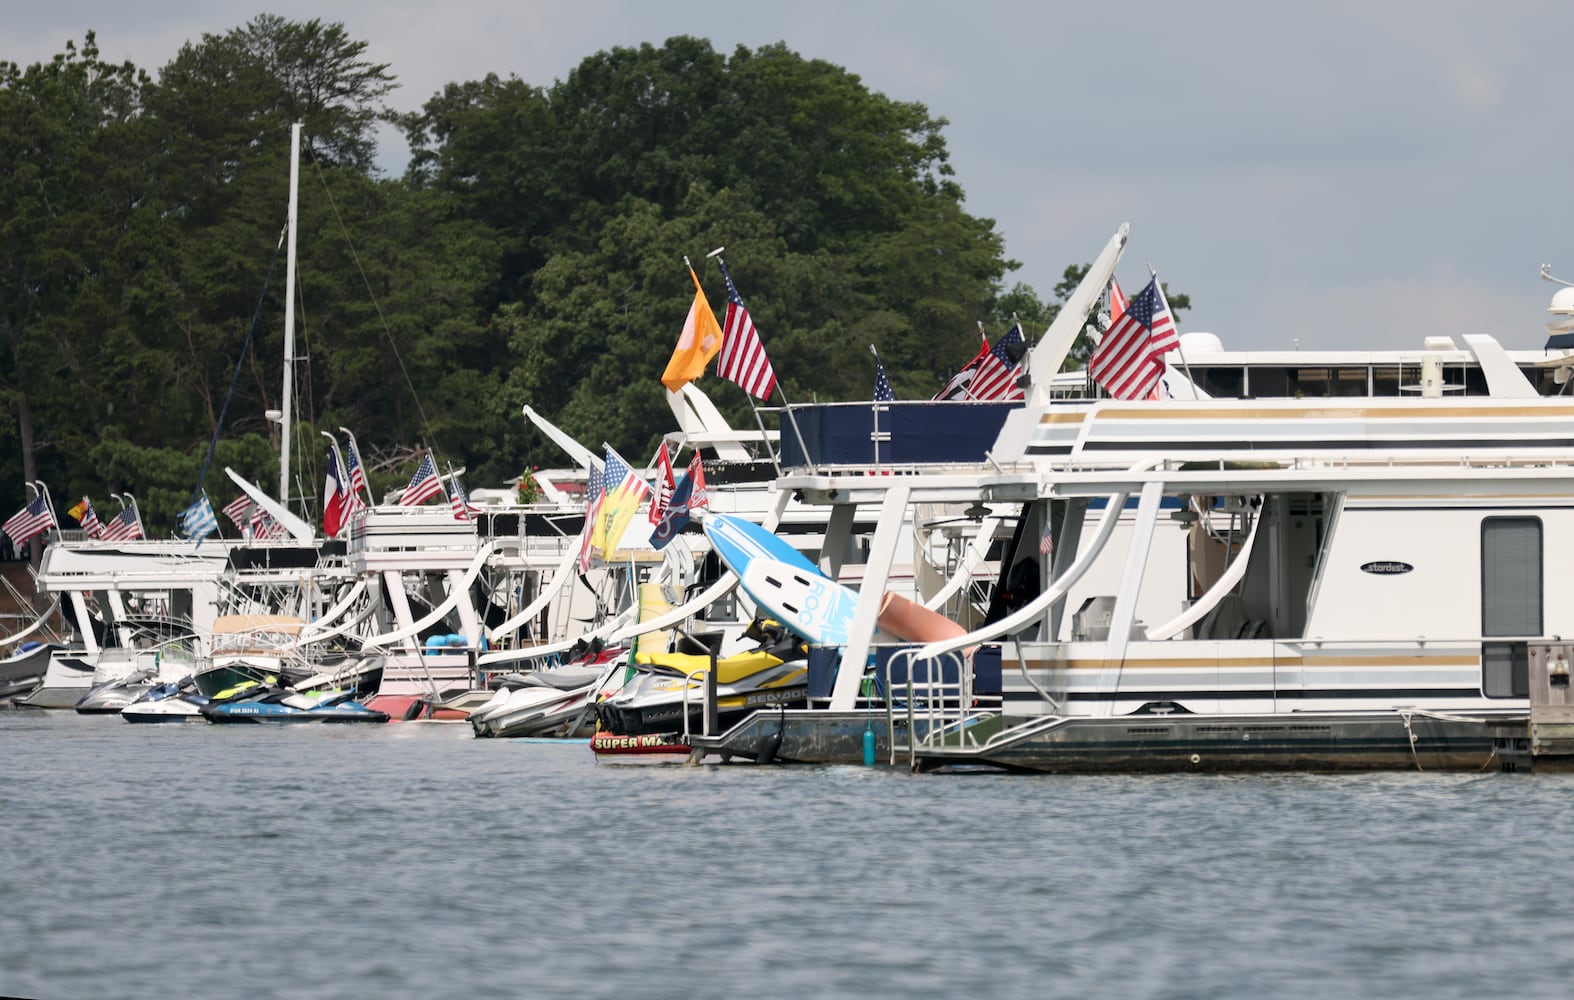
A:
<box><xmin>1089</xmin><ymin>275</ymin><xmax>1179</xmax><ymax>400</ymax></box>
<box><xmin>714</xmin><ymin>259</ymin><xmax>778</xmax><ymax>400</ymax></box>
<box><xmin>874</xmin><ymin>352</ymin><xmax>895</xmax><ymax>402</ymax></box>
<box><xmin>3</xmin><ymin>494</ymin><xmax>55</xmax><ymax>545</ymax></box>
<box><xmin>221</xmin><ymin>495</ymin><xmax>253</xmax><ymax>530</ymax></box>
<box><xmin>344</xmin><ymin>434</ymin><xmax>371</xmax><ymax>502</ymax></box>
<box><xmin>399</xmin><ymin>452</ymin><xmax>445</xmax><ymax>506</ymax></box>
<box><xmin>577</xmin><ymin>462</ymin><xmax>605</xmax><ymax>573</ymax></box>
<box><xmin>968</xmin><ymin>325</ymin><xmax>1027</xmax><ymax>401</ymax></box>
<box><xmin>449</xmin><ymin>471</ymin><xmax>482</xmax><ymax>521</ymax></box>
<box><xmin>100</xmin><ymin>505</ymin><xmax>143</xmax><ymax>541</ymax></box>
<box><xmin>1040</xmin><ymin>522</ymin><xmax>1055</xmax><ymax>556</ymax></box>
<box><xmin>687</xmin><ymin>454</ymin><xmax>708</xmax><ymax>510</ymax></box>
<box><xmin>250</xmin><ymin>507</ymin><xmax>287</xmax><ymax>541</ymax></box>
<box><xmin>337</xmin><ymin>451</ymin><xmax>367</xmax><ymax>520</ymax></box>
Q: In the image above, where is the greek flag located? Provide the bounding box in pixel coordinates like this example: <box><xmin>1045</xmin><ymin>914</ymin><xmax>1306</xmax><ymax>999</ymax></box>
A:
<box><xmin>178</xmin><ymin>494</ymin><xmax>219</xmax><ymax>544</ymax></box>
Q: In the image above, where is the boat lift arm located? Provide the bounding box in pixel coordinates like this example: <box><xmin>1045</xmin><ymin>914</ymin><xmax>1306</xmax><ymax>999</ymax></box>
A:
<box><xmin>0</xmin><ymin>595</ymin><xmax>61</xmax><ymax>646</ymax></box>
<box><xmin>359</xmin><ymin>541</ymin><xmax>496</xmax><ymax>648</ymax></box>
<box><xmin>294</xmin><ymin>578</ymin><xmax>368</xmax><ymax>641</ymax></box>
<box><xmin>913</xmin><ymin>489</ymin><xmax>1133</xmax><ymax>664</ymax></box>
<box><xmin>1027</xmin><ymin>223</ymin><xmax>1129</xmax><ymax>406</ymax></box>
<box><xmin>224</xmin><ymin>466</ymin><xmax>317</xmax><ymax>542</ymax></box>
<box><xmin>522</xmin><ymin>404</ymin><xmax>600</xmax><ymax>471</ymax></box>
<box><xmin>921</xmin><ymin>512</ymin><xmax>1005</xmax><ymax>612</ymax></box>
<box><xmin>1142</xmin><ymin>498</ymin><xmax>1264</xmax><ymax>641</ymax></box>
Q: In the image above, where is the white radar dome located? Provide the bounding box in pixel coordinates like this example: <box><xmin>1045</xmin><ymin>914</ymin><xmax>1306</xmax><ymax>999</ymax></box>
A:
<box><xmin>1548</xmin><ymin>287</ymin><xmax>1574</xmax><ymax>335</ymax></box>
<box><xmin>1178</xmin><ymin>331</ymin><xmax>1223</xmax><ymax>353</ymax></box>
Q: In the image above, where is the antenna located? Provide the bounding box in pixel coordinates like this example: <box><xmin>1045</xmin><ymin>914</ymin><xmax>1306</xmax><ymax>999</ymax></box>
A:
<box><xmin>1542</xmin><ymin>263</ymin><xmax>1574</xmax><ymax>288</ymax></box>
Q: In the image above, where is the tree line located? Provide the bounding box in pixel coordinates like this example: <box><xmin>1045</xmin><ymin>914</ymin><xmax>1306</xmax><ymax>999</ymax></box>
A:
<box><xmin>0</xmin><ymin>16</ymin><xmax>1180</xmax><ymax>537</ymax></box>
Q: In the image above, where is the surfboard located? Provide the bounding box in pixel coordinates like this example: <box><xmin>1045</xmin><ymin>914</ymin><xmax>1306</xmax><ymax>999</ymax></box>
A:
<box><xmin>740</xmin><ymin>558</ymin><xmax>859</xmax><ymax>645</ymax></box>
<box><xmin>703</xmin><ymin>513</ymin><xmax>820</xmax><ymax>578</ymax></box>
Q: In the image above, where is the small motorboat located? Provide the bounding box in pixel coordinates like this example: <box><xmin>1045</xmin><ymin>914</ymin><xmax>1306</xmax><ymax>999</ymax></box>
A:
<box><xmin>0</xmin><ymin>640</ymin><xmax>69</xmax><ymax>703</ymax></box>
<box><xmin>589</xmin><ymin>728</ymin><xmax>693</xmax><ymax>763</ymax></box>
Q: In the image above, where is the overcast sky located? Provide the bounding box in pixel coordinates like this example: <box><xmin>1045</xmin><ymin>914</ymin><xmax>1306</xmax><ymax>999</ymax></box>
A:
<box><xmin>14</xmin><ymin>2</ymin><xmax>1574</xmax><ymax>352</ymax></box>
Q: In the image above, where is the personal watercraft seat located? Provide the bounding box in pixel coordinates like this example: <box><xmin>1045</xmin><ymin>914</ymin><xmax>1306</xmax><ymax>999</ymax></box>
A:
<box><xmin>633</xmin><ymin>649</ymin><xmax>786</xmax><ymax>686</ymax></box>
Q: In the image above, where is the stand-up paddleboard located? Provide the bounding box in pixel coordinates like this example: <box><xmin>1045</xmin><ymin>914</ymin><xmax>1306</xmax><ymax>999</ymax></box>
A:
<box><xmin>740</xmin><ymin>558</ymin><xmax>859</xmax><ymax>645</ymax></box>
<box><xmin>703</xmin><ymin>513</ymin><xmax>820</xmax><ymax>578</ymax></box>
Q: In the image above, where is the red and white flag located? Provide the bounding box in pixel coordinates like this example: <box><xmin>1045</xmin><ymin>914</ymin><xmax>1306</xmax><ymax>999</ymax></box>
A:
<box><xmin>968</xmin><ymin>325</ymin><xmax>1027</xmax><ymax>401</ymax></box>
<box><xmin>222</xmin><ymin>495</ymin><xmax>253</xmax><ymax>531</ymax></box>
<box><xmin>1089</xmin><ymin>275</ymin><xmax>1178</xmax><ymax>400</ymax></box>
<box><xmin>399</xmin><ymin>452</ymin><xmax>445</xmax><ymax>507</ymax></box>
<box><xmin>648</xmin><ymin>443</ymin><xmax>677</xmax><ymax>525</ymax></box>
<box><xmin>714</xmin><ymin>259</ymin><xmax>778</xmax><ymax>400</ymax></box>
<box><xmin>3</xmin><ymin>494</ymin><xmax>54</xmax><ymax>545</ymax></box>
<box><xmin>687</xmin><ymin>454</ymin><xmax>709</xmax><ymax>511</ymax></box>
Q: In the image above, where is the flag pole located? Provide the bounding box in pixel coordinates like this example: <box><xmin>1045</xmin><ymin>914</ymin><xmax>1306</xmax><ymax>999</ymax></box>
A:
<box><xmin>34</xmin><ymin>480</ymin><xmax>59</xmax><ymax>543</ymax></box>
<box><xmin>869</xmin><ymin>344</ymin><xmax>886</xmax><ymax>470</ymax></box>
<box><xmin>125</xmin><ymin>493</ymin><xmax>146</xmax><ymax>540</ymax></box>
<box><xmin>1009</xmin><ymin>312</ymin><xmax>1031</xmax><ymax>398</ymax></box>
<box><xmin>711</xmin><ymin>250</ymin><xmax>812</xmax><ymax>475</ymax></box>
<box><xmin>340</xmin><ymin>426</ymin><xmax>376</xmax><ymax>506</ymax></box>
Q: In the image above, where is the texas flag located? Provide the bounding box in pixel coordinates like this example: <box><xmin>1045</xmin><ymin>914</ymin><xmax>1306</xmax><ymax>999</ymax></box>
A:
<box><xmin>323</xmin><ymin>448</ymin><xmax>354</xmax><ymax>538</ymax></box>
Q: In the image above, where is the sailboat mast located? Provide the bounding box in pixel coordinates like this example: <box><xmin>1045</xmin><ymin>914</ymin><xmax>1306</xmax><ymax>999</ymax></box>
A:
<box><xmin>279</xmin><ymin>122</ymin><xmax>301</xmax><ymax>509</ymax></box>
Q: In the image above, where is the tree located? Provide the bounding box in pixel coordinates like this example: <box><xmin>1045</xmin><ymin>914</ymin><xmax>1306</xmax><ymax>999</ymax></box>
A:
<box><xmin>0</xmin><ymin>35</ymin><xmax>151</xmax><ymax>544</ymax></box>
<box><xmin>411</xmin><ymin>36</ymin><xmax>1020</xmax><ymax>451</ymax></box>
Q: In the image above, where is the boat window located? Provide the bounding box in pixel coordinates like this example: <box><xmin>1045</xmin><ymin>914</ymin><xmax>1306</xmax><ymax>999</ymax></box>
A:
<box><xmin>1189</xmin><ymin>366</ymin><xmax>1245</xmax><ymax>398</ymax></box>
<box><xmin>1281</xmin><ymin>367</ymin><xmax>1372</xmax><ymax>398</ymax></box>
<box><xmin>1374</xmin><ymin>364</ymin><xmax>1420</xmax><ymax>396</ymax></box>
<box><xmin>1246</xmin><ymin>367</ymin><xmax>1290</xmax><ymax>398</ymax></box>
<box><xmin>1481</xmin><ymin>516</ymin><xmax>1542</xmax><ymax>698</ymax></box>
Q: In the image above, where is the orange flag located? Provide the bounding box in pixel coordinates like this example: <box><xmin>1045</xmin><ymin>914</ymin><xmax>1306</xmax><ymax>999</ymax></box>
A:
<box><xmin>660</xmin><ymin>266</ymin><xmax>723</xmax><ymax>393</ymax></box>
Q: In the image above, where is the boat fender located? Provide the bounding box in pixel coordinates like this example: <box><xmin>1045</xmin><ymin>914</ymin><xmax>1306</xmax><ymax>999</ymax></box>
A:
<box><xmin>402</xmin><ymin>698</ymin><xmax>428</xmax><ymax>722</ymax></box>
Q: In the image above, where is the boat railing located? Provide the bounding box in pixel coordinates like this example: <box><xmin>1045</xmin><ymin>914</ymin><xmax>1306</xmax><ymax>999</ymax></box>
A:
<box><xmin>881</xmin><ymin>647</ymin><xmax>993</xmax><ymax>765</ymax></box>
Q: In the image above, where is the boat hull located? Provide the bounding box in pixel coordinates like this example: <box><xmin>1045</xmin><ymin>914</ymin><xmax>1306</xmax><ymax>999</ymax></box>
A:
<box><xmin>922</xmin><ymin>711</ymin><xmax>1498</xmax><ymax>774</ymax></box>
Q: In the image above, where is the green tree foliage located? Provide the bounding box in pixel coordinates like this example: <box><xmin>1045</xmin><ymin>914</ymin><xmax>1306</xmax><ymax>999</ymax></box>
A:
<box><xmin>0</xmin><ymin>35</ymin><xmax>149</xmax><ymax>520</ymax></box>
<box><xmin>2</xmin><ymin>22</ymin><xmax>1188</xmax><ymax>535</ymax></box>
<box><xmin>409</xmin><ymin>37</ymin><xmax>1019</xmax><ymax>448</ymax></box>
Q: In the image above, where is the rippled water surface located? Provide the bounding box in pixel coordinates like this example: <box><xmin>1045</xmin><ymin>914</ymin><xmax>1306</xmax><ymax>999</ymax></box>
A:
<box><xmin>4</xmin><ymin>711</ymin><xmax>1574</xmax><ymax>999</ymax></box>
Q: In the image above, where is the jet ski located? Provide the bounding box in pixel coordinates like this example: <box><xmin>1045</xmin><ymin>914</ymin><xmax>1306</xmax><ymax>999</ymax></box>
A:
<box><xmin>75</xmin><ymin>666</ymin><xmax>159</xmax><ymax>715</ymax></box>
<box><xmin>121</xmin><ymin>677</ymin><xmax>209</xmax><ymax>723</ymax></box>
<box><xmin>200</xmin><ymin>679</ymin><xmax>388</xmax><ymax>724</ymax></box>
<box><xmin>467</xmin><ymin>643</ymin><xmax>628</xmax><ymax>739</ymax></box>
<box><xmin>594</xmin><ymin>619</ymin><xmax>808</xmax><ymax>738</ymax></box>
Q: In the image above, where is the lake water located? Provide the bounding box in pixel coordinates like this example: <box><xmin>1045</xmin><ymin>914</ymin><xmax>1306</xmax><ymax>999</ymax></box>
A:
<box><xmin>3</xmin><ymin>711</ymin><xmax>1573</xmax><ymax>999</ymax></box>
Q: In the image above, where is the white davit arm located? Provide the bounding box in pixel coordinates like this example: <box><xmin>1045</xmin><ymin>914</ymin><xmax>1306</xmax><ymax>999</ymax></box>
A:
<box><xmin>521</xmin><ymin>404</ymin><xmax>601</xmax><ymax>471</ymax></box>
<box><xmin>224</xmin><ymin>466</ymin><xmax>316</xmax><ymax>541</ymax></box>
<box><xmin>1027</xmin><ymin>223</ymin><xmax>1130</xmax><ymax>406</ymax></box>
